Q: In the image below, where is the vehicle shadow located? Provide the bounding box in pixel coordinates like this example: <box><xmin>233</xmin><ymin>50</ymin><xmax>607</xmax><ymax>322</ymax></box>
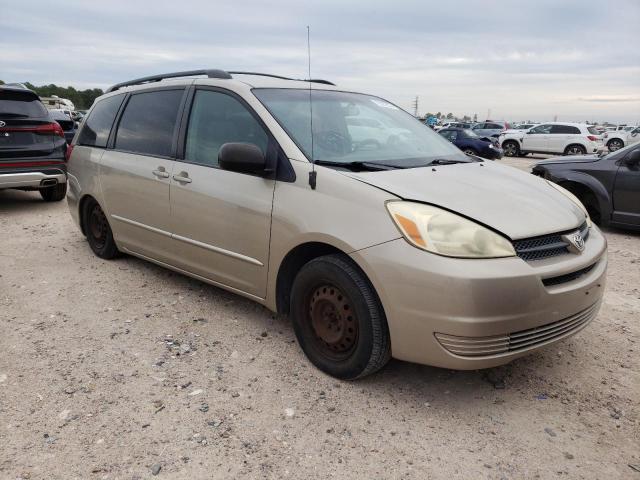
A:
<box><xmin>116</xmin><ymin>250</ymin><xmax>547</xmax><ymax>401</ymax></box>
<box><xmin>0</xmin><ymin>189</ymin><xmax>56</xmax><ymax>214</ymax></box>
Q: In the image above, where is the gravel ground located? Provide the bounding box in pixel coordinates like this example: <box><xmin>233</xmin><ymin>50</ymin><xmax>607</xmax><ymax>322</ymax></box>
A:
<box><xmin>1</xmin><ymin>156</ymin><xmax>638</xmax><ymax>479</ymax></box>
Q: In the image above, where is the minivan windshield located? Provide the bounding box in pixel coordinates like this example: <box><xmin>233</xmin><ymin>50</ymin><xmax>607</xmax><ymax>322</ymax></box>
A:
<box><xmin>253</xmin><ymin>89</ymin><xmax>468</xmax><ymax>168</ymax></box>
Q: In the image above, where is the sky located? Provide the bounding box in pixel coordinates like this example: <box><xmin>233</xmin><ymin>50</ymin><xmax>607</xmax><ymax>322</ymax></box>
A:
<box><xmin>1</xmin><ymin>0</ymin><xmax>639</xmax><ymax>123</ymax></box>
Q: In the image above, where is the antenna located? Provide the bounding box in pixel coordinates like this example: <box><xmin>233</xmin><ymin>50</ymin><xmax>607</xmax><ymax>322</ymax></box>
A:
<box><xmin>307</xmin><ymin>25</ymin><xmax>317</xmax><ymax>190</ymax></box>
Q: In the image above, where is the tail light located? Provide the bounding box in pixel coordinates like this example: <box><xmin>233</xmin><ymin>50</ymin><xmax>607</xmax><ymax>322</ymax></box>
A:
<box><xmin>65</xmin><ymin>144</ymin><xmax>74</xmax><ymax>162</ymax></box>
<box><xmin>0</xmin><ymin>122</ymin><xmax>65</xmax><ymax>138</ymax></box>
<box><xmin>587</xmin><ymin>135</ymin><xmax>598</xmax><ymax>141</ymax></box>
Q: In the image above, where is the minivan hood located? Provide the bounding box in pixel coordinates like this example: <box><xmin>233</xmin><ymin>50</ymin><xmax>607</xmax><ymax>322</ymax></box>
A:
<box><xmin>344</xmin><ymin>161</ymin><xmax>585</xmax><ymax>240</ymax></box>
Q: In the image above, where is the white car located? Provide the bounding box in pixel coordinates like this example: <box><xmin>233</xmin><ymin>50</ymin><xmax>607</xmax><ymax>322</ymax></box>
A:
<box><xmin>499</xmin><ymin>122</ymin><xmax>602</xmax><ymax>157</ymax></box>
<box><xmin>603</xmin><ymin>126</ymin><xmax>640</xmax><ymax>152</ymax></box>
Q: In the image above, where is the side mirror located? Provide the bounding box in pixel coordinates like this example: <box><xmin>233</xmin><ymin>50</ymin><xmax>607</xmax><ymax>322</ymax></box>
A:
<box><xmin>218</xmin><ymin>142</ymin><xmax>267</xmax><ymax>174</ymax></box>
<box><xmin>624</xmin><ymin>149</ymin><xmax>640</xmax><ymax>167</ymax></box>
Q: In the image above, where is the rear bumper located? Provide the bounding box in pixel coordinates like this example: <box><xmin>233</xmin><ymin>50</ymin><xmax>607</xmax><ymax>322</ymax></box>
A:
<box><xmin>350</xmin><ymin>225</ymin><xmax>607</xmax><ymax>369</ymax></box>
<box><xmin>0</xmin><ymin>170</ymin><xmax>67</xmax><ymax>189</ymax></box>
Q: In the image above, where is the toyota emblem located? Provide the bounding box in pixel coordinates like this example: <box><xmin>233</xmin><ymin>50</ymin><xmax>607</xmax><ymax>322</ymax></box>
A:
<box><xmin>571</xmin><ymin>233</ymin><xmax>585</xmax><ymax>252</ymax></box>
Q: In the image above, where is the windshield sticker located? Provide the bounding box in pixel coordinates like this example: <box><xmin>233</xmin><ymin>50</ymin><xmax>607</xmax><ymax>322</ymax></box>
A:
<box><xmin>370</xmin><ymin>99</ymin><xmax>399</xmax><ymax>110</ymax></box>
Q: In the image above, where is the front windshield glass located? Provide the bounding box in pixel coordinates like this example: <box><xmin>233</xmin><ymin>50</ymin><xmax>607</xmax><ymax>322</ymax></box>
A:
<box><xmin>253</xmin><ymin>89</ymin><xmax>467</xmax><ymax>167</ymax></box>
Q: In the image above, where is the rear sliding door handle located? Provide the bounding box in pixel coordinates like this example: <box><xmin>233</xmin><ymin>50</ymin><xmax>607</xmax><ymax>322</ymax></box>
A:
<box><xmin>152</xmin><ymin>168</ymin><xmax>170</xmax><ymax>178</ymax></box>
<box><xmin>173</xmin><ymin>172</ymin><xmax>192</xmax><ymax>183</ymax></box>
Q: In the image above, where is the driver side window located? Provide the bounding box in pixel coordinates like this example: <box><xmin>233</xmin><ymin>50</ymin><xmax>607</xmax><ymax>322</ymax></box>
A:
<box><xmin>185</xmin><ymin>90</ymin><xmax>269</xmax><ymax>168</ymax></box>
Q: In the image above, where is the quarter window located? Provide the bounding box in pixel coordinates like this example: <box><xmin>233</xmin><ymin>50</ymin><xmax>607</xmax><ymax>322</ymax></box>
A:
<box><xmin>78</xmin><ymin>94</ymin><xmax>124</xmax><ymax>148</ymax></box>
<box><xmin>115</xmin><ymin>89</ymin><xmax>184</xmax><ymax>157</ymax></box>
<box><xmin>185</xmin><ymin>90</ymin><xmax>268</xmax><ymax>168</ymax></box>
<box><xmin>551</xmin><ymin>125</ymin><xmax>580</xmax><ymax>134</ymax></box>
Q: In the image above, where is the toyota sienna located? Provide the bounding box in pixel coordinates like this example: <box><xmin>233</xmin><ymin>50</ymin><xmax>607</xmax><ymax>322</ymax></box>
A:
<box><xmin>66</xmin><ymin>70</ymin><xmax>607</xmax><ymax>379</ymax></box>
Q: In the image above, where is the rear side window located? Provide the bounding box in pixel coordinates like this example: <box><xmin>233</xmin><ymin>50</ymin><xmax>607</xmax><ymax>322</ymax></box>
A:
<box><xmin>551</xmin><ymin>125</ymin><xmax>580</xmax><ymax>134</ymax></box>
<box><xmin>184</xmin><ymin>90</ymin><xmax>268</xmax><ymax>167</ymax></box>
<box><xmin>115</xmin><ymin>89</ymin><xmax>184</xmax><ymax>157</ymax></box>
<box><xmin>587</xmin><ymin>127</ymin><xmax>600</xmax><ymax>135</ymax></box>
<box><xmin>78</xmin><ymin>94</ymin><xmax>124</xmax><ymax>147</ymax></box>
<box><xmin>0</xmin><ymin>90</ymin><xmax>48</xmax><ymax>118</ymax></box>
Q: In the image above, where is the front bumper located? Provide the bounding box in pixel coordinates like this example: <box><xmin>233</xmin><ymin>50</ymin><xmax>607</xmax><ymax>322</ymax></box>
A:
<box><xmin>350</xmin><ymin>225</ymin><xmax>607</xmax><ymax>369</ymax></box>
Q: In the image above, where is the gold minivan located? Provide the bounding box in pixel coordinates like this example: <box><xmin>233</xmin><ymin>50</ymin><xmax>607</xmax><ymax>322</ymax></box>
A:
<box><xmin>66</xmin><ymin>70</ymin><xmax>607</xmax><ymax>379</ymax></box>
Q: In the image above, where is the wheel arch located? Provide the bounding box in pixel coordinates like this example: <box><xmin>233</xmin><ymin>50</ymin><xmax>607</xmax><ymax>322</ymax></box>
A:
<box><xmin>555</xmin><ymin>173</ymin><xmax>611</xmax><ymax>224</ymax></box>
<box><xmin>274</xmin><ymin>241</ymin><xmax>384</xmax><ymax>316</ymax></box>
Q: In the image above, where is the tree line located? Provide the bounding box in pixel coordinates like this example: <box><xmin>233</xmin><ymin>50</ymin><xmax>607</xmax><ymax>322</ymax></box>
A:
<box><xmin>0</xmin><ymin>80</ymin><xmax>103</xmax><ymax>110</ymax></box>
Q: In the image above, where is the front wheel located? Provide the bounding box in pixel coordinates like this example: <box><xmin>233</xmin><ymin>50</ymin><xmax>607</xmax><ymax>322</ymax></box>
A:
<box><xmin>290</xmin><ymin>255</ymin><xmax>391</xmax><ymax>379</ymax></box>
<box><xmin>40</xmin><ymin>182</ymin><xmax>67</xmax><ymax>202</ymax></box>
<box><xmin>502</xmin><ymin>141</ymin><xmax>520</xmax><ymax>157</ymax></box>
<box><xmin>463</xmin><ymin>148</ymin><xmax>478</xmax><ymax>157</ymax></box>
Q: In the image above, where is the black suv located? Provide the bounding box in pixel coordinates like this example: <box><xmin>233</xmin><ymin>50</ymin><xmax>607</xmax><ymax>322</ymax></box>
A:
<box><xmin>532</xmin><ymin>143</ymin><xmax>640</xmax><ymax>230</ymax></box>
<box><xmin>0</xmin><ymin>86</ymin><xmax>68</xmax><ymax>201</ymax></box>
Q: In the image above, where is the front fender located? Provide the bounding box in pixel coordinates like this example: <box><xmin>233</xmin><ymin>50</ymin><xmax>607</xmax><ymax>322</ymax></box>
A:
<box><xmin>548</xmin><ymin>170</ymin><xmax>612</xmax><ymax>224</ymax></box>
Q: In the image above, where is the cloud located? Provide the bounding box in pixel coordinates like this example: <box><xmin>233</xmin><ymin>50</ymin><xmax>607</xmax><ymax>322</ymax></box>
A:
<box><xmin>1</xmin><ymin>0</ymin><xmax>639</xmax><ymax>122</ymax></box>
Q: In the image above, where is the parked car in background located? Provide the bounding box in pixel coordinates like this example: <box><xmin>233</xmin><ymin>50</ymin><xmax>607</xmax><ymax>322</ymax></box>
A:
<box><xmin>345</xmin><ymin>117</ymin><xmax>412</xmax><ymax>149</ymax></box>
<box><xmin>500</xmin><ymin>122</ymin><xmax>602</xmax><ymax>157</ymax></box>
<box><xmin>41</xmin><ymin>95</ymin><xmax>75</xmax><ymax>111</ymax></box>
<box><xmin>532</xmin><ymin>142</ymin><xmax>640</xmax><ymax>230</ymax></box>
<box><xmin>602</xmin><ymin>126</ymin><xmax>640</xmax><ymax>152</ymax></box>
<box><xmin>471</xmin><ymin>120</ymin><xmax>510</xmax><ymax>138</ymax></box>
<box><xmin>49</xmin><ymin>109</ymin><xmax>77</xmax><ymax>144</ymax></box>
<box><xmin>0</xmin><ymin>85</ymin><xmax>68</xmax><ymax>201</ymax></box>
<box><xmin>511</xmin><ymin>123</ymin><xmax>536</xmax><ymax>131</ymax></box>
<box><xmin>435</xmin><ymin>121</ymin><xmax>473</xmax><ymax>131</ymax></box>
<box><xmin>439</xmin><ymin>127</ymin><xmax>503</xmax><ymax>159</ymax></box>
<box><xmin>66</xmin><ymin>69</ymin><xmax>606</xmax><ymax>379</ymax></box>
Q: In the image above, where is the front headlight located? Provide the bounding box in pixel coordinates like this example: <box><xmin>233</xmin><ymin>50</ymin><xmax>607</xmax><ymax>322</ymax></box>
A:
<box><xmin>386</xmin><ymin>201</ymin><xmax>516</xmax><ymax>258</ymax></box>
<box><xmin>546</xmin><ymin>181</ymin><xmax>592</xmax><ymax>228</ymax></box>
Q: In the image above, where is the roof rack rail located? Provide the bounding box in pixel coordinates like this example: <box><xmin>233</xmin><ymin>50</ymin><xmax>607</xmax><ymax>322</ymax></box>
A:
<box><xmin>104</xmin><ymin>69</ymin><xmax>335</xmax><ymax>93</ymax></box>
<box><xmin>105</xmin><ymin>69</ymin><xmax>232</xmax><ymax>93</ymax></box>
<box><xmin>228</xmin><ymin>71</ymin><xmax>335</xmax><ymax>86</ymax></box>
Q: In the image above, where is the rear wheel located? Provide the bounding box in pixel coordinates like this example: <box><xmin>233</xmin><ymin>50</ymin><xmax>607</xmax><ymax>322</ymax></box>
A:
<box><xmin>607</xmin><ymin>138</ymin><xmax>624</xmax><ymax>152</ymax></box>
<box><xmin>564</xmin><ymin>144</ymin><xmax>586</xmax><ymax>155</ymax></box>
<box><xmin>463</xmin><ymin>148</ymin><xmax>478</xmax><ymax>156</ymax></box>
<box><xmin>40</xmin><ymin>182</ymin><xmax>67</xmax><ymax>202</ymax></box>
<box><xmin>502</xmin><ymin>140</ymin><xmax>520</xmax><ymax>157</ymax></box>
<box><xmin>290</xmin><ymin>254</ymin><xmax>390</xmax><ymax>379</ymax></box>
<box><xmin>83</xmin><ymin>199</ymin><xmax>120</xmax><ymax>259</ymax></box>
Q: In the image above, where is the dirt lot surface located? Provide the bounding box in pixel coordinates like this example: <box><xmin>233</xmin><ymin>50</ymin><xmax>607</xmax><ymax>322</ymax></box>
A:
<box><xmin>1</xmin><ymin>156</ymin><xmax>639</xmax><ymax>479</ymax></box>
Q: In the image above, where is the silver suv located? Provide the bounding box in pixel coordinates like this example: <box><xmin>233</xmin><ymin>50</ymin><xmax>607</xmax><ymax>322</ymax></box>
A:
<box><xmin>67</xmin><ymin>69</ymin><xmax>607</xmax><ymax>379</ymax></box>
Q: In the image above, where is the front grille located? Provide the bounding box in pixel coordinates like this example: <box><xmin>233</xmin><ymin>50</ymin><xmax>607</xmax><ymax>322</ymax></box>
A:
<box><xmin>542</xmin><ymin>263</ymin><xmax>596</xmax><ymax>287</ymax></box>
<box><xmin>435</xmin><ymin>302</ymin><xmax>599</xmax><ymax>358</ymax></box>
<box><xmin>513</xmin><ymin>222</ymin><xmax>589</xmax><ymax>261</ymax></box>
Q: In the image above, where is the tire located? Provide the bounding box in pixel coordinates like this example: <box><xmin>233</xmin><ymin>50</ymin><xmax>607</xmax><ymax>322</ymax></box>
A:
<box><xmin>607</xmin><ymin>139</ymin><xmax>624</xmax><ymax>152</ymax></box>
<box><xmin>83</xmin><ymin>199</ymin><xmax>120</xmax><ymax>259</ymax></box>
<box><xmin>290</xmin><ymin>254</ymin><xmax>391</xmax><ymax>380</ymax></box>
<box><xmin>39</xmin><ymin>182</ymin><xmax>67</xmax><ymax>202</ymax></box>
<box><xmin>564</xmin><ymin>144</ymin><xmax>586</xmax><ymax>155</ymax></box>
<box><xmin>502</xmin><ymin>140</ymin><xmax>520</xmax><ymax>157</ymax></box>
<box><xmin>463</xmin><ymin>148</ymin><xmax>478</xmax><ymax>157</ymax></box>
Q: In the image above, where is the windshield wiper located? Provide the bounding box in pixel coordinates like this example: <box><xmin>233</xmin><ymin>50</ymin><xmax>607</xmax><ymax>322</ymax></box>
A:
<box><xmin>426</xmin><ymin>158</ymin><xmax>469</xmax><ymax>166</ymax></box>
<box><xmin>313</xmin><ymin>160</ymin><xmax>402</xmax><ymax>171</ymax></box>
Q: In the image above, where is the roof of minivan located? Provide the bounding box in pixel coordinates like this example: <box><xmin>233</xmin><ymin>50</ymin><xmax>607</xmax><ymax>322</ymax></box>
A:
<box><xmin>103</xmin><ymin>72</ymin><xmax>340</xmax><ymax>96</ymax></box>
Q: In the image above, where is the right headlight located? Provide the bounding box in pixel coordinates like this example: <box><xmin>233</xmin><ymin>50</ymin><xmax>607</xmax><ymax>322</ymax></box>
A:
<box><xmin>386</xmin><ymin>201</ymin><xmax>516</xmax><ymax>258</ymax></box>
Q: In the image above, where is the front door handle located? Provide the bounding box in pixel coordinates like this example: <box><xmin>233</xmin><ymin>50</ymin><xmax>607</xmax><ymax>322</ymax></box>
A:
<box><xmin>152</xmin><ymin>167</ymin><xmax>170</xmax><ymax>178</ymax></box>
<box><xmin>173</xmin><ymin>171</ymin><xmax>192</xmax><ymax>183</ymax></box>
